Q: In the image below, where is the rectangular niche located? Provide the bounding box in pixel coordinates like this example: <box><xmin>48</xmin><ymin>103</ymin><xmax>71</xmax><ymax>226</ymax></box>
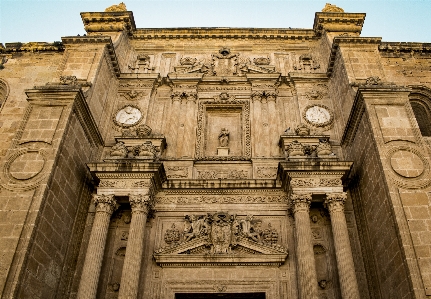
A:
<box><xmin>196</xmin><ymin>100</ymin><xmax>250</xmax><ymax>161</ymax></box>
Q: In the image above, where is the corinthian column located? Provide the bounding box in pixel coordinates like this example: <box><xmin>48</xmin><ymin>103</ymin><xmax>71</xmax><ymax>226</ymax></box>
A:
<box><xmin>77</xmin><ymin>194</ymin><xmax>117</xmax><ymax>299</ymax></box>
<box><xmin>291</xmin><ymin>193</ymin><xmax>319</xmax><ymax>299</ymax></box>
<box><xmin>118</xmin><ymin>194</ymin><xmax>152</xmax><ymax>299</ymax></box>
<box><xmin>325</xmin><ymin>193</ymin><xmax>360</xmax><ymax>299</ymax></box>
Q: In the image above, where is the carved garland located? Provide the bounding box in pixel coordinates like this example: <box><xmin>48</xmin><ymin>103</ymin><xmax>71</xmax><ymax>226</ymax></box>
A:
<box><xmin>196</xmin><ymin>99</ymin><xmax>251</xmax><ymax>161</ymax></box>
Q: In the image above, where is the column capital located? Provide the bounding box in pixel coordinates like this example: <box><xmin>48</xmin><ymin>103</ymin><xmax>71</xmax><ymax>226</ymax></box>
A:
<box><xmin>251</xmin><ymin>91</ymin><xmax>263</xmax><ymax>102</ymax></box>
<box><xmin>291</xmin><ymin>193</ymin><xmax>312</xmax><ymax>214</ymax></box>
<box><xmin>93</xmin><ymin>194</ymin><xmax>117</xmax><ymax>214</ymax></box>
<box><xmin>129</xmin><ymin>194</ymin><xmax>152</xmax><ymax>214</ymax></box>
<box><xmin>325</xmin><ymin>192</ymin><xmax>347</xmax><ymax>213</ymax></box>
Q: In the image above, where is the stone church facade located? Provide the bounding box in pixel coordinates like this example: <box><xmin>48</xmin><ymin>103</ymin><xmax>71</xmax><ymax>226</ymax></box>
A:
<box><xmin>1</xmin><ymin>2</ymin><xmax>431</xmax><ymax>299</ymax></box>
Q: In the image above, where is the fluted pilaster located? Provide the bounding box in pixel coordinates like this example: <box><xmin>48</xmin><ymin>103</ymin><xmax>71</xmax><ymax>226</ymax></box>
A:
<box><xmin>325</xmin><ymin>192</ymin><xmax>360</xmax><ymax>299</ymax></box>
<box><xmin>77</xmin><ymin>194</ymin><xmax>117</xmax><ymax>299</ymax></box>
<box><xmin>291</xmin><ymin>193</ymin><xmax>319</xmax><ymax>299</ymax></box>
<box><xmin>118</xmin><ymin>194</ymin><xmax>152</xmax><ymax>299</ymax></box>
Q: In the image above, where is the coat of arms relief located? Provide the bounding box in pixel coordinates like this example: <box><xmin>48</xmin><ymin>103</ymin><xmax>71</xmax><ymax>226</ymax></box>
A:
<box><xmin>173</xmin><ymin>48</ymin><xmax>276</xmax><ymax>76</ymax></box>
<box><xmin>154</xmin><ymin>212</ymin><xmax>288</xmax><ymax>267</ymax></box>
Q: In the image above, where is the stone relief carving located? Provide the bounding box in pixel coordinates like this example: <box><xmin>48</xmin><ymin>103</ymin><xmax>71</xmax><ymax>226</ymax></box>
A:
<box><xmin>256</xmin><ymin>167</ymin><xmax>278</xmax><ymax>179</ymax></box>
<box><xmin>196</xmin><ymin>170</ymin><xmax>249</xmax><ymax>179</ymax></box>
<box><xmin>173</xmin><ymin>48</ymin><xmax>275</xmax><ymax>76</ymax></box>
<box><xmin>364</xmin><ymin>76</ymin><xmax>381</xmax><ymax>85</ymax></box>
<box><xmin>133</xmin><ymin>141</ymin><xmax>157</xmax><ymax>159</ymax></box>
<box><xmin>166</xmin><ymin>166</ymin><xmax>188</xmax><ymax>178</ymax></box>
<box><xmin>59</xmin><ymin>75</ymin><xmax>77</xmax><ymax>85</ymax></box>
<box><xmin>113</xmin><ymin>105</ymin><xmax>143</xmax><ymax>127</ymax></box>
<box><xmin>303</xmin><ymin>104</ymin><xmax>333</xmax><ymax>128</ymax></box>
<box><xmin>120</xmin><ymin>124</ymin><xmax>153</xmax><ymax>137</ymax></box>
<box><xmin>156</xmin><ymin>212</ymin><xmax>287</xmax><ymax>255</ymax></box>
<box><xmin>251</xmin><ymin>90</ymin><xmax>278</xmax><ymax>102</ymax></box>
<box><xmin>99</xmin><ymin>179</ymin><xmax>152</xmax><ymax>188</ymax></box>
<box><xmin>285</xmin><ymin>139</ymin><xmax>335</xmax><ymax>158</ymax></box>
<box><xmin>305</xmin><ymin>84</ymin><xmax>328</xmax><ymax>101</ymax></box>
<box><xmin>129</xmin><ymin>54</ymin><xmax>155</xmax><ymax>73</ymax></box>
<box><xmin>155</xmin><ymin>194</ymin><xmax>288</xmax><ymax>204</ymax></box>
<box><xmin>213</xmin><ymin>92</ymin><xmax>235</xmax><ymax>101</ymax></box>
<box><xmin>109</xmin><ymin>141</ymin><xmax>128</xmax><ymax>158</ymax></box>
<box><xmin>108</xmin><ymin>141</ymin><xmax>159</xmax><ymax>160</ymax></box>
<box><xmin>294</xmin><ymin>54</ymin><xmax>320</xmax><ymax>72</ymax></box>
<box><xmin>295</xmin><ymin>124</ymin><xmax>311</xmax><ymax>136</ymax></box>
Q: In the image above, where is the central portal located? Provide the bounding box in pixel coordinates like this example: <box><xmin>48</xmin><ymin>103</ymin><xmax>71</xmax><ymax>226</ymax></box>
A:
<box><xmin>175</xmin><ymin>293</ymin><xmax>266</xmax><ymax>299</ymax></box>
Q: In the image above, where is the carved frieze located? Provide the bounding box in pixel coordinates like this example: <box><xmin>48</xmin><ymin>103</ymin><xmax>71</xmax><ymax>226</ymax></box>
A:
<box><xmin>99</xmin><ymin>179</ymin><xmax>152</xmax><ymax>188</ymax></box>
<box><xmin>155</xmin><ymin>194</ymin><xmax>288</xmax><ymax>204</ymax></box>
<box><xmin>290</xmin><ymin>178</ymin><xmax>342</xmax><ymax>187</ymax></box>
<box><xmin>196</xmin><ymin>169</ymin><xmax>249</xmax><ymax>179</ymax></box>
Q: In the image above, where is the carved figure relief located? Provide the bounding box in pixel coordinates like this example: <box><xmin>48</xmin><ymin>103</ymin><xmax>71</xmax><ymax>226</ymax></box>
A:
<box><xmin>104</xmin><ymin>2</ymin><xmax>127</xmax><ymax>12</ymax></box>
<box><xmin>303</xmin><ymin>104</ymin><xmax>333</xmax><ymax>128</ymax></box>
<box><xmin>114</xmin><ymin>105</ymin><xmax>143</xmax><ymax>127</ymax></box>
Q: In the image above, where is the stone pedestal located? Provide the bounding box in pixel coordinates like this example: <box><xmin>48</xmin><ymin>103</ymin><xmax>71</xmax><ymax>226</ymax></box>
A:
<box><xmin>118</xmin><ymin>194</ymin><xmax>152</xmax><ymax>299</ymax></box>
<box><xmin>217</xmin><ymin>147</ymin><xmax>229</xmax><ymax>156</ymax></box>
<box><xmin>325</xmin><ymin>193</ymin><xmax>360</xmax><ymax>299</ymax></box>
<box><xmin>77</xmin><ymin>194</ymin><xmax>117</xmax><ymax>299</ymax></box>
<box><xmin>291</xmin><ymin>193</ymin><xmax>319</xmax><ymax>299</ymax></box>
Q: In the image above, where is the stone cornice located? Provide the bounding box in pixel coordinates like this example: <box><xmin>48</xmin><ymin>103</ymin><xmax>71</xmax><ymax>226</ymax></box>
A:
<box><xmin>80</xmin><ymin>11</ymin><xmax>136</xmax><ymax>35</ymax></box>
<box><xmin>313</xmin><ymin>12</ymin><xmax>366</xmax><ymax>35</ymax></box>
<box><xmin>62</xmin><ymin>36</ymin><xmax>120</xmax><ymax>77</ymax></box>
<box><xmin>341</xmin><ymin>86</ymin><xmax>412</xmax><ymax>146</ymax></box>
<box><xmin>379</xmin><ymin>42</ymin><xmax>431</xmax><ymax>53</ymax></box>
<box><xmin>25</xmin><ymin>86</ymin><xmax>104</xmax><ymax>147</ymax></box>
<box><xmin>326</xmin><ymin>37</ymin><xmax>382</xmax><ymax>76</ymax></box>
<box><xmin>133</xmin><ymin>28</ymin><xmax>316</xmax><ymax>40</ymax></box>
<box><xmin>4</xmin><ymin>42</ymin><xmax>64</xmax><ymax>53</ymax></box>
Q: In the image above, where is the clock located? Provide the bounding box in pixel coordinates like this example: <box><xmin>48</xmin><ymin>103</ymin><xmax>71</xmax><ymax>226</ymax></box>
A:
<box><xmin>114</xmin><ymin>105</ymin><xmax>142</xmax><ymax>127</ymax></box>
<box><xmin>303</xmin><ymin>105</ymin><xmax>333</xmax><ymax>127</ymax></box>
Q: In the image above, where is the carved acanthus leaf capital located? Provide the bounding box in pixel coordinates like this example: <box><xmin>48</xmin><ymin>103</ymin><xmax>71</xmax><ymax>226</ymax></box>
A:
<box><xmin>291</xmin><ymin>193</ymin><xmax>312</xmax><ymax>214</ymax></box>
<box><xmin>93</xmin><ymin>194</ymin><xmax>117</xmax><ymax>215</ymax></box>
<box><xmin>129</xmin><ymin>194</ymin><xmax>153</xmax><ymax>214</ymax></box>
<box><xmin>324</xmin><ymin>192</ymin><xmax>347</xmax><ymax>213</ymax></box>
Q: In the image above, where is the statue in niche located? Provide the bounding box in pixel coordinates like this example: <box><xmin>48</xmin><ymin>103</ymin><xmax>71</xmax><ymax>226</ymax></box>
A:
<box><xmin>218</xmin><ymin>128</ymin><xmax>230</xmax><ymax>147</ymax></box>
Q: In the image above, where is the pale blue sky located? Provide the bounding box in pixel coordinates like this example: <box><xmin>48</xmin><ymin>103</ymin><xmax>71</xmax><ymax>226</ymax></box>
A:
<box><xmin>1</xmin><ymin>0</ymin><xmax>430</xmax><ymax>44</ymax></box>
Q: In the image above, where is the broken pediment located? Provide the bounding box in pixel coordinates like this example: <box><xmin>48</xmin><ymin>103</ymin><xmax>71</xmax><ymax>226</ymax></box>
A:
<box><xmin>154</xmin><ymin>212</ymin><xmax>288</xmax><ymax>267</ymax></box>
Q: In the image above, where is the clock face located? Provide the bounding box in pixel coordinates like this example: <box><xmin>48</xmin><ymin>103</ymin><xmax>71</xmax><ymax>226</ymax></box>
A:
<box><xmin>115</xmin><ymin>106</ymin><xmax>142</xmax><ymax>127</ymax></box>
<box><xmin>304</xmin><ymin>105</ymin><xmax>332</xmax><ymax>126</ymax></box>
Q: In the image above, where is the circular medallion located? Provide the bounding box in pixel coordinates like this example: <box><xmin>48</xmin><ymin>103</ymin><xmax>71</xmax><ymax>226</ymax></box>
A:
<box><xmin>303</xmin><ymin>104</ymin><xmax>333</xmax><ymax>127</ymax></box>
<box><xmin>114</xmin><ymin>105</ymin><xmax>142</xmax><ymax>127</ymax></box>
<box><xmin>9</xmin><ymin>151</ymin><xmax>45</xmax><ymax>180</ymax></box>
<box><xmin>390</xmin><ymin>150</ymin><xmax>424</xmax><ymax>178</ymax></box>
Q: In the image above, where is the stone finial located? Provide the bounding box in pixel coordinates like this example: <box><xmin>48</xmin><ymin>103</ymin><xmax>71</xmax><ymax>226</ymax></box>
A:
<box><xmin>105</xmin><ymin>2</ymin><xmax>127</xmax><ymax>12</ymax></box>
<box><xmin>322</xmin><ymin>3</ymin><xmax>344</xmax><ymax>12</ymax></box>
